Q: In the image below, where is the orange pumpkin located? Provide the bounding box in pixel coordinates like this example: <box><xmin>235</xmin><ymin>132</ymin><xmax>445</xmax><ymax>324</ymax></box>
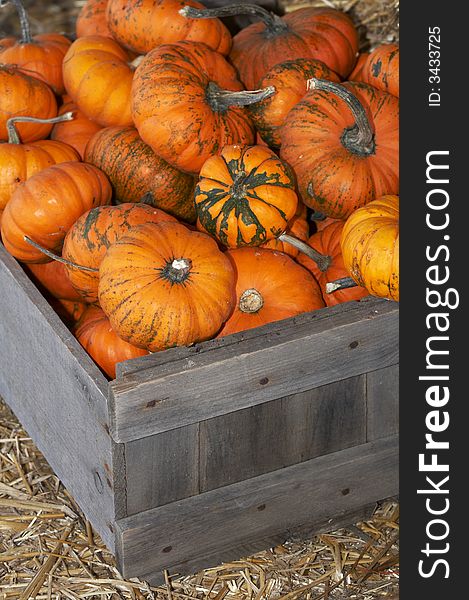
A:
<box><xmin>359</xmin><ymin>44</ymin><xmax>399</xmax><ymax>97</ymax></box>
<box><xmin>107</xmin><ymin>0</ymin><xmax>231</xmax><ymax>55</ymax></box>
<box><xmin>62</xmin><ymin>203</ymin><xmax>178</xmax><ymax>303</ymax></box>
<box><xmin>51</xmin><ymin>99</ymin><xmax>102</xmax><ymax>159</ymax></box>
<box><xmin>98</xmin><ymin>222</ymin><xmax>236</xmax><ymax>351</ymax></box>
<box><xmin>1</xmin><ymin>162</ymin><xmax>112</xmax><ymax>263</ymax></box>
<box><xmin>348</xmin><ymin>52</ymin><xmax>369</xmax><ymax>81</ymax></box>
<box><xmin>131</xmin><ymin>41</ymin><xmax>272</xmax><ymax>174</ymax></box>
<box><xmin>195</xmin><ymin>144</ymin><xmax>298</xmax><ymax>248</ymax></box>
<box><xmin>0</xmin><ymin>0</ymin><xmax>71</xmax><ymax>94</ymax></box>
<box><xmin>51</xmin><ymin>298</ymin><xmax>88</xmax><ymax>326</ymax></box>
<box><xmin>24</xmin><ymin>261</ymin><xmax>83</xmax><ymax>301</ymax></box>
<box><xmin>0</xmin><ymin>65</ymin><xmax>57</xmax><ymax>142</ymax></box>
<box><xmin>63</xmin><ymin>36</ymin><xmax>134</xmax><ymax>128</ymax></box>
<box><xmin>0</xmin><ymin>113</ymin><xmax>80</xmax><ymax>217</ymax></box>
<box><xmin>260</xmin><ymin>201</ymin><xmax>309</xmax><ymax>258</ymax></box>
<box><xmin>340</xmin><ymin>194</ymin><xmax>399</xmax><ymax>301</ymax></box>
<box><xmin>181</xmin><ymin>4</ymin><xmax>358</xmax><ymax>87</ymax></box>
<box><xmin>84</xmin><ymin>127</ymin><xmax>196</xmax><ymax>221</ymax></box>
<box><xmin>281</xmin><ymin>80</ymin><xmax>399</xmax><ymax>219</ymax></box>
<box><xmin>75</xmin><ymin>305</ymin><xmax>148</xmax><ymax>379</ymax></box>
<box><xmin>249</xmin><ymin>58</ymin><xmax>340</xmax><ymax>149</ymax></box>
<box><xmin>297</xmin><ymin>220</ymin><xmax>368</xmax><ymax>306</ymax></box>
<box><xmin>76</xmin><ymin>0</ymin><xmax>113</xmax><ymax>38</ymax></box>
<box><xmin>218</xmin><ymin>247</ymin><xmax>325</xmax><ymax>337</ymax></box>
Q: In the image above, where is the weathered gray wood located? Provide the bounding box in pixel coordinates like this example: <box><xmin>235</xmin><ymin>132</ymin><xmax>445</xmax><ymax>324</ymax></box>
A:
<box><xmin>110</xmin><ymin>299</ymin><xmax>398</xmax><ymax>442</ymax></box>
<box><xmin>199</xmin><ymin>375</ymin><xmax>367</xmax><ymax>492</ymax></box>
<box><xmin>132</xmin><ymin>503</ymin><xmax>379</xmax><ymax>586</ymax></box>
<box><xmin>115</xmin><ymin>435</ymin><xmax>398</xmax><ymax>580</ymax></box>
<box><xmin>125</xmin><ymin>424</ymin><xmax>200</xmax><ymax>516</ymax></box>
<box><xmin>0</xmin><ymin>246</ymin><xmax>115</xmax><ymax>549</ymax></box>
<box><xmin>116</xmin><ymin>297</ymin><xmax>384</xmax><ymax>378</ymax></box>
<box><xmin>366</xmin><ymin>365</ymin><xmax>399</xmax><ymax>441</ymax></box>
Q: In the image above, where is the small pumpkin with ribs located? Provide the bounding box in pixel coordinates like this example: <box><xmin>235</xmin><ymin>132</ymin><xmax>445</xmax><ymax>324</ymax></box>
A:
<box><xmin>357</xmin><ymin>44</ymin><xmax>399</xmax><ymax>97</ymax></box>
<box><xmin>131</xmin><ymin>41</ymin><xmax>274</xmax><ymax>175</ymax></box>
<box><xmin>0</xmin><ymin>114</ymin><xmax>80</xmax><ymax>220</ymax></box>
<box><xmin>281</xmin><ymin>79</ymin><xmax>399</xmax><ymax>219</ymax></box>
<box><xmin>84</xmin><ymin>126</ymin><xmax>196</xmax><ymax>221</ymax></box>
<box><xmin>218</xmin><ymin>247</ymin><xmax>325</xmax><ymax>337</ymax></box>
<box><xmin>98</xmin><ymin>222</ymin><xmax>236</xmax><ymax>351</ymax></box>
<box><xmin>195</xmin><ymin>144</ymin><xmax>298</xmax><ymax>248</ymax></box>
<box><xmin>340</xmin><ymin>194</ymin><xmax>399</xmax><ymax>301</ymax></box>
<box><xmin>51</xmin><ymin>99</ymin><xmax>102</xmax><ymax>160</ymax></box>
<box><xmin>62</xmin><ymin>203</ymin><xmax>178</xmax><ymax>303</ymax></box>
<box><xmin>75</xmin><ymin>305</ymin><xmax>148</xmax><ymax>379</ymax></box>
<box><xmin>76</xmin><ymin>0</ymin><xmax>113</xmax><ymax>38</ymax></box>
<box><xmin>0</xmin><ymin>0</ymin><xmax>71</xmax><ymax>94</ymax></box>
<box><xmin>1</xmin><ymin>162</ymin><xmax>112</xmax><ymax>263</ymax></box>
<box><xmin>249</xmin><ymin>57</ymin><xmax>340</xmax><ymax>149</ymax></box>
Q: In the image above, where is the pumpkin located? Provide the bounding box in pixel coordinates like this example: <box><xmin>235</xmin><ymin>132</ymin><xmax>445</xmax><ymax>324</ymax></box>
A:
<box><xmin>51</xmin><ymin>99</ymin><xmax>102</xmax><ymax>159</ymax></box>
<box><xmin>131</xmin><ymin>41</ymin><xmax>273</xmax><ymax>174</ymax></box>
<box><xmin>1</xmin><ymin>162</ymin><xmax>112</xmax><ymax>263</ymax></box>
<box><xmin>0</xmin><ymin>0</ymin><xmax>71</xmax><ymax>94</ymax></box>
<box><xmin>52</xmin><ymin>298</ymin><xmax>87</xmax><ymax>325</ymax></box>
<box><xmin>84</xmin><ymin>127</ymin><xmax>196</xmax><ymax>221</ymax></box>
<box><xmin>107</xmin><ymin>0</ymin><xmax>231</xmax><ymax>56</ymax></box>
<box><xmin>62</xmin><ymin>35</ymin><xmax>134</xmax><ymax>128</ymax></box>
<box><xmin>24</xmin><ymin>261</ymin><xmax>83</xmax><ymax>301</ymax></box>
<box><xmin>340</xmin><ymin>194</ymin><xmax>399</xmax><ymax>301</ymax></box>
<box><xmin>296</xmin><ymin>220</ymin><xmax>368</xmax><ymax>306</ymax></box>
<box><xmin>98</xmin><ymin>221</ymin><xmax>236</xmax><ymax>351</ymax></box>
<box><xmin>359</xmin><ymin>44</ymin><xmax>399</xmax><ymax>97</ymax></box>
<box><xmin>195</xmin><ymin>144</ymin><xmax>298</xmax><ymax>248</ymax></box>
<box><xmin>348</xmin><ymin>52</ymin><xmax>369</xmax><ymax>81</ymax></box>
<box><xmin>180</xmin><ymin>4</ymin><xmax>358</xmax><ymax>88</ymax></box>
<box><xmin>0</xmin><ymin>113</ymin><xmax>80</xmax><ymax>217</ymax></box>
<box><xmin>0</xmin><ymin>65</ymin><xmax>57</xmax><ymax>142</ymax></box>
<box><xmin>62</xmin><ymin>203</ymin><xmax>178</xmax><ymax>303</ymax></box>
<box><xmin>218</xmin><ymin>247</ymin><xmax>325</xmax><ymax>337</ymax></box>
<box><xmin>260</xmin><ymin>201</ymin><xmax>309</xmax><ymax>258</ymax></box>
<box><xmin>313</xmin><ymin>215</ymin><xmax>340</xmax><ymax>233</ymax></box>
<box><xmin>76</xmin><ymin>0</ymin><xmax>113</xmax><ymax>38</ymax></box>
<box><xmin>280</xmin><ymin>79</ymin><xmax>399</xmax><ymax>219</ymax></box>
<box><xmin>249</xmin><ymin>58</ymin><xmax>340</xmax><ymax>149</ymax></box>
<box><xmin>75</xmin><ymin>305</ymin><xmax>148</xmax><ymax>379</ymax></box>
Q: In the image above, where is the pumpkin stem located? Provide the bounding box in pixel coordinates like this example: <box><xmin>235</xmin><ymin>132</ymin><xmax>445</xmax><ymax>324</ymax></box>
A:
<box><xmin>7</xmin><ymin>112</ymin><xmax>74</xmax><ymax>145</ymax></box>
<box><xmin>326</xmin><ymin>276</ymin><xmax>358</xmax><ymax>294</ymax></box>
<box><xmin>179</xmin><ymin>5</ymin><xmax>288</xmax><ymax>35</ymax></box>
<box><xmin>1</xmin><ymin>0</ymin><xmax>32</xmax><ymax>44</ymax></box>
<box><xmin>278</xmin><ymin>232</ymin><xmax>332</xmax><ymax>272</ymax></box>
<box><xmin>160</xmin><ymin>258</ymin><xmax>192</xmax><ymax>284</ymax></box>
<box><xmin>23</xmin><ymin>236</ymin><xmax>99</xmax><ymax>273</ymax></box>
<box><xmin>206</xmin><ymin>82</ymin><xmax>275</xmax><ymax>113</ymax></box>
<box><xmin>307</xmin><ymin>78</ymin><xmax>376</xmax><ymax>156</ymax></box>
<box><xmin>239</xmin><ymin>288</ymin><xmax>264</xmax><ymax>313</ymax></box>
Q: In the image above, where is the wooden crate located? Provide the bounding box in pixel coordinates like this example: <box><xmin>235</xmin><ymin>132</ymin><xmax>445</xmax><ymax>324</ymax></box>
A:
<box><xmin>0</xmin><ymin>244</ymin><xmax>399</xmax><ymax>584</ymax></box>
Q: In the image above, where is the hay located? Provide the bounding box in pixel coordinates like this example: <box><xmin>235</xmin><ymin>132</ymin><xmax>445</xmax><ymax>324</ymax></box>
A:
<box><xmin>0</xmin><ymin>399</ymin><xmax>399</xmax><ymax>599</ymax></box>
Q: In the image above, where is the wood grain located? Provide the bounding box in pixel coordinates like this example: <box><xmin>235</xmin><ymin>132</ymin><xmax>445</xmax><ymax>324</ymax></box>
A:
<box><xmin>366</xmin><ymin>364</ymin><xmax>399</xmax><ymax>441</ymax></box>
<box><xmin>110</xmin><ymin>299</ymin><xmax>399</xmax><ymax>442</ymax></box>
<box><xmin>0</xmin><ymin>246</ymin><xmax>115</xmax><ymax>549</ymax></box>
<box><xmin>115</xmin><ymin>435</ymin><xmax>399</xmax><ymax>580</ymax></box>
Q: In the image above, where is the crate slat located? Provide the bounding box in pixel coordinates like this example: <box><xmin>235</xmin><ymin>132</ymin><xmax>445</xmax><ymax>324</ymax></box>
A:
<box><xmin>110</xmin><ymin>298</ymin><xmax>398</xmax><ymax>443</ymax></box>
<box><xmin>115</xmin><ymin>435</ymin><xmax>399</xmax><ymax>582</ymax></box>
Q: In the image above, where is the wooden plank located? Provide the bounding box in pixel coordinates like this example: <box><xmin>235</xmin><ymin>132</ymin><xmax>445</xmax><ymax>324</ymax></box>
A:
<box><xmin>0</xmin><ymin>246</ymin><xmax>115</xmax><ymax>550</ymax></box>
<box><xmin>116</xmin><ymin>297</ymin><xmax>384</xmax><ymax>378</ymax></box>
<box><xmin>200</xmin><ymin>375</ymin><xmax>367</xmax><ymax>492</ymax></box>
<box><xmin>133</xmin><ymin>503</ymin><xmax>379</xmax><ymax>586</ymax></box>
<box><xmin>366</xmin><ymin>364</ymin><xmax>399</xmax><ymax>441</ymax></box>
<box><xmin>115</xmin><ymin>435</ymin><xmax>398</xmax><ymax>580</ymax></box>
<box><xmin>125</xmin><ymin>424</ymin><xmax>200</xmax><ymax>516</ymax></box>
<box><xmin>110</xmin><ymin>299</ymin><xmax>399</xmax><ymax>442</ymax></box>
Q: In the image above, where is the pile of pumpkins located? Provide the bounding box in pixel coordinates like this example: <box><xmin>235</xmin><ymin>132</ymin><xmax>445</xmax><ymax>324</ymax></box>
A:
<box><xmin>0</xmin><ymin>0</ymin><xmax>399</xmax><ymax>379</ymax></box>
